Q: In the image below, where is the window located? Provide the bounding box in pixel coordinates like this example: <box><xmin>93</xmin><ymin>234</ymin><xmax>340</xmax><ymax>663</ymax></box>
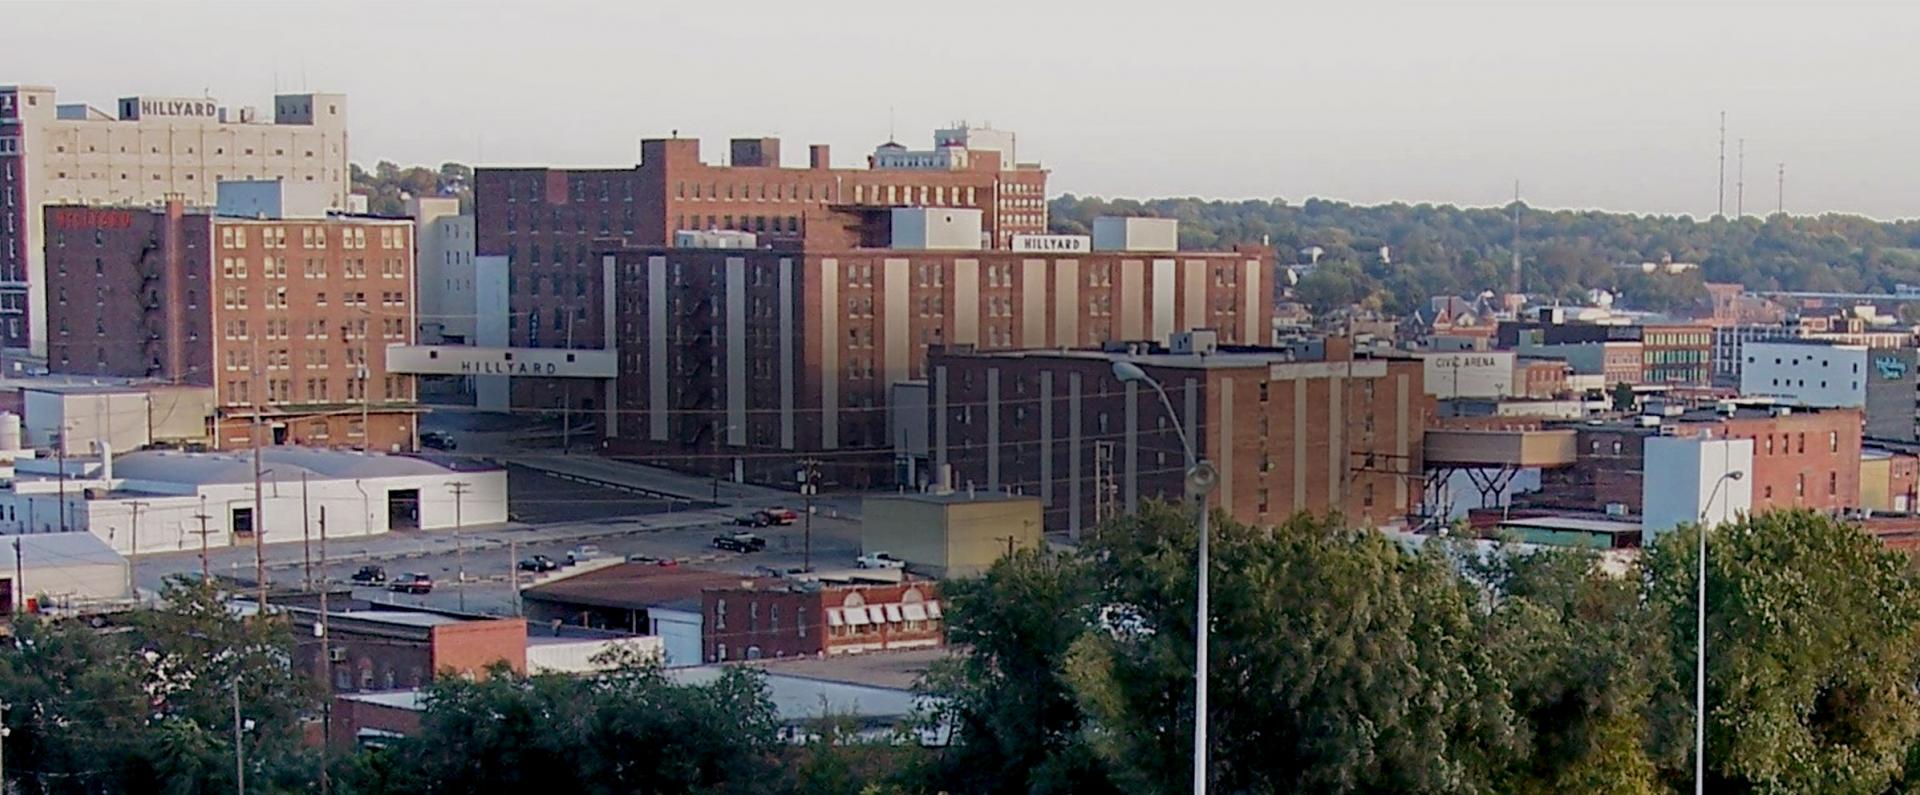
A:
<box><xmin>1829</xmin><ymin>471</ymin><xmax>1837</xmax><ymax>496</ymax></box>
<box><xmin>1830</xmin><ymin>431</ymin><xmax>1839</xmax><ymax>452</ymax></box>
<box><xmin>1796</xmin><ymin>473</ymin><xmax>1805</xmax><ymax>498</ymax></box>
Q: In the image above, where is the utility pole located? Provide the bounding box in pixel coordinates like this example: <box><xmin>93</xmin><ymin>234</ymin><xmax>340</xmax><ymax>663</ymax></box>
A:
<box><xmin>798</xmin><ymin>459</ymin><xmax>821</xmax><ymax>572</ymax></box>
<box><xmin>251</xmin><ymin>403</ymin><xmax>267</xmax><ymax>609</ymax></box>
<box><xmin>194</xmin><ymin>497</ymin><xmax>212</xmax><ymax>581</ymax></box>
<box><xmin>448</xmin><ymin>481</ymin><xmax>470</xmax><ymax>611</ymax></box>
<box><xmin>1510</xmin><ymin>180</ymin><xmax>1522</xmax><ymax>295</ymax></box>
<box><xmin>54</xmin><ymin>430</ymin><xmax>66</xmax><ymax>533</ymax></box>
<box><xmin>232</xmin><ymin>680</ymin><xmax>246</xmax><ymax>795</ymax></box>
<box><xmin>10</xmin><ymin>540</ymin><xmax>19</xmax><ymax>616</ymax></box>
<box><xmin>1777</xmin><ymin>163</ymin><xmax>1786</xmax><ymax>216</ymax></box>
<box><xmin>126</xmin><ymin>501</ymin><xmax>148</xmax><ymax>600</ymax></box>
<box><xmin>508</xmin><ymin>538</ymin><xmax>521</xmax><ymax>617</ymax></box>
<box><xmin>1</xmin><ymin>702</ymin><xmax>9</xmax><ymax>793</ymax></box>
<box><xmin>317</xmin><ymin>504</ymin><xmax>332</xmax><ymax>795</ymax></box>
<box><xmin>301</xmin><ymin>473</ymin><xmax>312</xmax><ymax>592</ymax></box>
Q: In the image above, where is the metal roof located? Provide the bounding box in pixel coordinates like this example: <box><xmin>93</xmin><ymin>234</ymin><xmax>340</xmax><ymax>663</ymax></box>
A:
<box><xmin>107</xmin><ymin>448</ymin><xmax>491</xmax><ymax>486</ymax></box>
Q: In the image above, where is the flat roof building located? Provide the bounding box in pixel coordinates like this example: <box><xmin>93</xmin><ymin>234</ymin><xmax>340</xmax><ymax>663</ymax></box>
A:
<box><xmin>0</xmin><ymin>86</ymin><xmax>350</xmax><ymax>357</ymax></box>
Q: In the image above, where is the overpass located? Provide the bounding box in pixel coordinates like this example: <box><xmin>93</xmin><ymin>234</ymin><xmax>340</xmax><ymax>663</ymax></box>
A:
<box><xmin>385</xmin><ymin>344</ymin><xmax>617</xmax><ymax>415</ymax></box>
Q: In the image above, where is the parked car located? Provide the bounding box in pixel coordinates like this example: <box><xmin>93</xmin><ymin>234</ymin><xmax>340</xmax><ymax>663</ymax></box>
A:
<box><xmin>565</xmin><ymin>544</ymin><xmax>602</xmax><ymax>565</ymax></box>
<box><xmin>419</xmin><ymin>431</ymin><xmax>457</xmax><ymax>451</ymax></box>
<box><xmin>349</xmin><ymin>565</ymin><xmax>387</xmax><ymax>584</ymax></box>
<box><xmin>517</xmin><ymin>555</ymin><xmax>559</xmax><ymax>572</ymax></box>
<box><xmin>856</xmin><ymin>552</ymin><xmax>906</xmax><ymax>570</ymax></box>
<box><xmin>712</xmin><ymin>532</ymin><xmax>767</xmax><ymax>553</ymax></box>
<box><xmin>388</xmin><ymin>573</ymin><xmax>433</xmax><ymax>594</ymax></box>
<box><xmin>760</xmin><ymin>507</ymin><xmax>800</xmax><ymax>525</ymax></box>
<box><xmin>733</xmin><ymin>513</ymin><xmax>770</xmax><ymax>527</ymax></box>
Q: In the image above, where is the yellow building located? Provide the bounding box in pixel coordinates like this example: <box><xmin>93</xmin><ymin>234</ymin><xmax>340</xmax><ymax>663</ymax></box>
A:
<box><xmin>1862</xmin><ymin>449</ymin><xmax>1894</xmax><ymax>512</ymax></box>
<box><xmin>861</xmin><ymin>491</ymin><xmax>1043</xmax><ymax>578</ymax></box>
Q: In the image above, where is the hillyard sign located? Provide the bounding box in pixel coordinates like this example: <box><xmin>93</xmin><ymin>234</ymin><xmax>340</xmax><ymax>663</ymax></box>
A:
<box><xmin>126</xmin><ymin>96</ymin><xmax>219</xmax><ymax>120</ymax></box>
<box><xmin>1876</xmin><ymin>354</ymin><xmax>1910</xmax><ymax>381</ymax></box>
<box><xmin>1010</xmin><ymin>234</ymin><xmax>1091</xmax><ymax>254</ymax></box>
<box><xmin>383</xmin><ymin>345</ymin><xmax>617</xmax><ymax>379</ymax></box>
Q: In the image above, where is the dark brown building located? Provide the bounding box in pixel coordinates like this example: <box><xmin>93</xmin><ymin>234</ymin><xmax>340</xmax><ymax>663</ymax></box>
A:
<box><xmin>41</xmin><ymin>199</ymin><xmax>418</xmax><ymax>451</ymax></box>
<box><xmin>474</xmin><ymin>128</ymin><xmax>1050</xmax><ymax>413</ymax></box>
<box><xmin>603</xmin><ymin>236</ymin><xmax>1275</xmax><ymax>487</ymax></box>
<box><xmin>928</xmin><ymin>336</ymin><xmax>1431</xmax><ymax>536</ymax></box>
<box><xmin>285</xmin><ymin>607</ymin><xmax>527</xmax><ymax>695</ymax></box>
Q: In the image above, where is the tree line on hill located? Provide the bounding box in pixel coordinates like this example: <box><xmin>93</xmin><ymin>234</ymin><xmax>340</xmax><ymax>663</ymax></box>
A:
<box><xmin>1049</xmin><ymin>195</ymin><xmax>1920</xmax><ymax>317</ymax></box>
<box><xmin>349</xmin><ymin>162</ymin><xmax>472</xmax><ymax>217</ymax></box>
<box><xmin>1</xmin><ymin>507</ymin><xmax>1917</xmax><ymax>793</ymax></box>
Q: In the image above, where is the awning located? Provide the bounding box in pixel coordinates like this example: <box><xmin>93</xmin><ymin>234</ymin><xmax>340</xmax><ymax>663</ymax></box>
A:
<box><xmin>902</xmin><ymin>603</ymin><xmax>928</xmax><ymax>622</ymax></box>
<box><xmin>844</xmin><ymin>606</ymin><xmax>871</xmax><ymax>626</ymax></box>
<box><xmin>826</xmin><ymin>608</ymin><xmax>845</xmax><ymax>627</ymax></box>
<box><xmin>925</xmin><ymin>601</ymin><xmax>943</xmax><ymax>619</ymax></box>
<box><xmin>884</xmin><ymin>604</ymin><xmax>904</xmax><ymax>623</ymax></box>
<box><xmin>866</xmin><ymin>605</ymin><xmax>887</xmax><ymax>624</ymax></box>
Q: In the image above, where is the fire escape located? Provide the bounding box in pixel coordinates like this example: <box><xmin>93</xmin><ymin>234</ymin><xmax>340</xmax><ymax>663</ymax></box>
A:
<box><xmin>135</xmin><ymin>236</ymin><xmax>167</xmax><ymax>379</ymax></box>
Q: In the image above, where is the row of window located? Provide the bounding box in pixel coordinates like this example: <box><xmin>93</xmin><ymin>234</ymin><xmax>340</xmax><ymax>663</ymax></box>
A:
<box><xmin>220</xmin><ymin>376</ymin><xmax>405</xmax><ymax>405</ymax></box>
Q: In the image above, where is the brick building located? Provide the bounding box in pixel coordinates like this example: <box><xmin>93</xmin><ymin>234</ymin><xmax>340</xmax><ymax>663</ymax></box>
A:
<box><xmin>473</xmin><ymin>127</ymin><xmax>1048</xmax><ymax>413</ymax></box>
<box><xmin>701</xmin><ymin>581</ymin><xmax>943</xmax><ymax>663</ymax></box>
<box><xmin>1640</xmin><ymin>323</ymin><xmax>1713</xmax><ymax>385</ymax></box>
<box><xmin>285</xmin><ymin>607</ymin><xmax>527</xmax><ymax>695</ymax></box>
<box><xmin>1516</xmin><ymin>356</ymin><xmax>1571</xmax><ymax>398</ymax></box>
<box><xmin>1532</xmin><ymin>405</ymin><xmax>1863</xmax><ymax>515</ymax></box>
<box><xmin>0</xmin><ymin>86</ymin><xmax>349</xmax><ymax>356</ymax></box>
<box><xmin>40</xmin><ymin>185</ymin><xmax>417</xmax><ymax>451</ymax></box>
<box><xmin>928</xmin><ymin>335</ymin><xmax>1429</xmax><ymax>536</ymax></box>
<box><xmin>605</xmin><ymin>225</ymin><xmax>1273</xmax><ymax>486</ymax></box>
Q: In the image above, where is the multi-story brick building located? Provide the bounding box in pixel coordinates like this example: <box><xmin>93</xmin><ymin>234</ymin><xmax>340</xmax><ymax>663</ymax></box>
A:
<box><xmin>701</xmin><ymin>581</ymin><xmax>943</xmax><ymax>663</ymax></box>
<box><xmin>41</xmin><ymin>182</ymin><xmax>417</xmax><ymax>451</ymax></box>
<box><xmin>285</xmin><ymin>606</ymin><xmax>526</xmax><ymax>695</ymax></box>
<box><xmin>473</xmin><ymin>127</ymin><xmax>1048</xmax><ymax>412</ymax></box>
<box><xmin>0</xmin><ymin>86</ymin><xmax>349</xmax><ymax>356</ymax></box>
<box><xmin>605</xmin><ymin>216</ymin><xmax>1273</xmax><ymax>487</ymax></box>
<box><xmin>1531</xmin><ymin>404</ymin><xmax>1863</xmax><ymax>515</ymax></box>
<box><xmin>927</xmin><ymin>334</ymin><xmax>1429</xmax><ymax>536</ymax></box>
<box><xmin>1640</xmin><ymin>323</ymin><xmax>1712</xmax><ymax>385</ymax></box>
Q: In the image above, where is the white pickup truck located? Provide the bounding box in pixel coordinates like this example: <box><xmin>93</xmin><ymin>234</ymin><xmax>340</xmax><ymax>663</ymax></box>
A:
<box><xmin>856</xmin><ymin>551</ymin><xmax>906</xmax><ymax>570</ymax></box>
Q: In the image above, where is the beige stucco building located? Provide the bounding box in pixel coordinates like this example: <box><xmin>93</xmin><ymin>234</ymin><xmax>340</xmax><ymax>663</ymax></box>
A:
<box><xmin>861</xmin><ymin>491</ymin><xmax>1042</xmax><ymax>578</ymax></box>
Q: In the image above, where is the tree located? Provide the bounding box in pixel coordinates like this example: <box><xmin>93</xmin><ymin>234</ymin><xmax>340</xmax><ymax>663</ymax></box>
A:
<box><xmin>1645</xmin><ymin>511</ymin><xmax>1920</xmax><ymax>792</ymax></box>
<box><xmin>916</xmin><ymin>548</ymin><xmax>1116</xmax><ymax>795</ymax></box>
<box><xmin>366</xmin><ymin>658</ymin><xmax>782</xmax><ymax>794</ymax></box>
<box><xmin>0</xmin><ymin>581</ymin><xmax>319</xmax><ymax>793</ymax></box>
<box><xmin>1610</xmin><ymin>382</ymin><xmax>1637</xmax><ymax>412</ymax></box>
<box><xmin>1064</xmin><ymin>505</ymin><xmax>1518</xmax><ymax>793</ymax></box>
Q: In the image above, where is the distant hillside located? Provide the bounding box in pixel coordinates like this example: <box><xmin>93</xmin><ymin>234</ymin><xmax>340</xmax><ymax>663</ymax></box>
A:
<box><xmin>1049</xmin><ymin>195</ymin><xmax>1920</xmax><ymax>315</ymax></box>
<box><xmin>350</xmin><ymin>161</ymin><xmax>472</xmax><ymax>216</ymax></box>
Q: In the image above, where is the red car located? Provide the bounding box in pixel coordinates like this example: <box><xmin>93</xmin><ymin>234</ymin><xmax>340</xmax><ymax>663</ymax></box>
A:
<box><xmin>760</xmin><ymin>507</ymin><xmax>799</xmax><ymax>525</ymax></box>
<box><xmin>388</xmin><ymin>573</ymin><xmax>433</xmax><ymax>594</ymax></box>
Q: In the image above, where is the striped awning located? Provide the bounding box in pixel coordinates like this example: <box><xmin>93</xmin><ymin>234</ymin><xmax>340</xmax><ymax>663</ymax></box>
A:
<box><xmin>826</xmin><ymin>608</ymin><xmax>845</xmax><ymax>627</ymax></box>
<box><xmin>884</xmin><ymin>604</ymin><xmax>904</xmax><ymax>623</ymax></box>
<box><xmin>902</xmin><ymin>602</ymin><xmax>928</xmax><ymax>622</ymax></box>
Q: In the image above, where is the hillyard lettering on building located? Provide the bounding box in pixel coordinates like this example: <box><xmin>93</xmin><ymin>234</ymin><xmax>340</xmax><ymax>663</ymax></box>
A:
<box><xmin>459</xmin><ymin>359</ymin><xmax>559</xmax><ymax>376</ymax></box>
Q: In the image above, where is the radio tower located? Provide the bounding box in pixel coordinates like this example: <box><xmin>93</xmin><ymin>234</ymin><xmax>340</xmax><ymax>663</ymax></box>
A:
<box><xmin>1736</xmin><ymin>138</ymin><xmax>1745</xmax><ymax>218</ymax></box>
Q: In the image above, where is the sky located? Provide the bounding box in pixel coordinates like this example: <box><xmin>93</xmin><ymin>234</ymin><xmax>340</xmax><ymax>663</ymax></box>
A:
<box><xmin>8</xmin><ymin>0</ymin><xmax>1920</xmax><ymax>219</ymax></box>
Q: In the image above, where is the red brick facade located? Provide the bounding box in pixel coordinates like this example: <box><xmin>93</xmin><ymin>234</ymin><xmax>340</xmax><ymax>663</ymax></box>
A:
<box><xmin>473</xmin><ymin>133</ymin><xmax>1049</xmax><ymax>414</ymax></box>
<box><xmin>607</xmin><ymin>244</ymin><xmax>1275</xmax><ymax>487</ymax></box>
<box><xmin>929</xmin><ymin>347</ymin><xmax>1429</xmax><ymax>533</ymax></box>
<box><xmin>42</xmin><ymin>203</ymin><xmax>418</xmax><ymax>450</ymax></box>
<box><xmin>701</xmin><ymin>582</ymin><xmax>943</xmax><ymax>663</ymax></box>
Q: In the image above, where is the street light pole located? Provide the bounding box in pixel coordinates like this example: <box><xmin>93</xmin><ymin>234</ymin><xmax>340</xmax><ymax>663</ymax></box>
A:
<box><xmin>1112</xmin><ymin>360</ymin><xmax>1216</xmax><ymax>795</ymax></box>
<box><xmin>1696</xmin><ymin>468</ymin><xmax>1744</xmax><ymax>795</ymax></box>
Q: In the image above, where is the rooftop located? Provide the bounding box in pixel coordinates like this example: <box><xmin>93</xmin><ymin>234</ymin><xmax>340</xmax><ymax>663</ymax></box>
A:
<box><xmin>867</xmin><ymin>490</ymin><xmax>1038</xmax><ymax>506</ymax></box>
<box><xmin>105</xmin><ymin>447</ymin><xmax>497</xmax><ymax>486</ymax></box>
<box><xmin>740</xmin><ymin>647</ymin><xmax>953</xmax><ymax>690</ymax></box>
<box><xmin>334</xmin><ymin>611</ymin><xmax>466</xmax><ymax>628</ymax></box>
<box><xmin>521</xmin><ymin>564</ymin><xmax>773</xmax><ymax>611</ymax></box>
<box><xmin>1498</xmin><ymin>516</ymin><xmax>1643</xmax><ymax>535</ymax></box>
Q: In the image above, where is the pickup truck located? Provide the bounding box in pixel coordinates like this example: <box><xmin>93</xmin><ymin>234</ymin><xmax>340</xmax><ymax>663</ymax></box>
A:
<box><xmin>388</xmin><ymin>573</ymin><xmax>434</xmax><ymax>594</ymax></box>
<box><xmin>712</xmin><ymin>532</ymin><xmax>768</xmax><ymax>553</ymax></box>
<box><xmin>856</xmin><ymin>552</ymin><xmax>906</xmax><ymax>570</ymax></box>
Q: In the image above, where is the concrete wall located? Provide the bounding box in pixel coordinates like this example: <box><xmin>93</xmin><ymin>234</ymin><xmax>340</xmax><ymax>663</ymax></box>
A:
<box><xmin>1092</xmin><ymin>217</ymin><xmax>1178</xmax><ymax>252</ymax></box>
<box><xmin>890</xmin><ymin>208</ymin><xmax>982</xmax><ymax>251</ymax></box>
<box><xmin>1740</xmin><ymin>342</ymin><xmax>1867</xmax><ymax>408</ymax></box>
<box><xmin>1642</xmin><ymin>436</ymin><xmax>1754</xmax><ymax>543</ymax></box>
<box><xmin>649</xmin><ymin>606</ymin><xmax>703</xmax><ymax>667</ymax></box>
<box><xmin>25</xmin><ymin>390</ymin><xmax>152</xmax><ymax>455</ymax></box>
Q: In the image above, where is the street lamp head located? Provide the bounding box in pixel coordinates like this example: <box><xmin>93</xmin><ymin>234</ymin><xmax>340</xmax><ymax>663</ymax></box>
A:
<box><xmin>1186</xmin><ymin>461</ymin><xmax>1219</xmax><ymax>500</ymax></box>
<box><xmin>1727</xmin><ymin>470</ymin><xmax>1745</xmax><ymax>481</ymax></box>
<box><xmin>1110</xmin><ymin>360</ymin><xmax>1152</xmax><ymax>385</ymax></box>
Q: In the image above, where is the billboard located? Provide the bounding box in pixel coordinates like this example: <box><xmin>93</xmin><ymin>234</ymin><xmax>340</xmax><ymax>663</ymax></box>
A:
<box><xmin>1421</xmin><ymin>351</ymin><xmax>1517</xmax><ymax>399</ymax></box>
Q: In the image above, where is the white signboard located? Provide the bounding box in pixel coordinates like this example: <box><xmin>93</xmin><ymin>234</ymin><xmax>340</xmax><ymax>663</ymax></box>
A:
<box><xmin>384</xmin><ymin>345</ymin><xmax>617</xmax><ymax>378</ymax></box>
<box><xmin>1010</xmin><ymin>234</ymin><xmax>1091</xmax><ymax>254</ymax></box>
<box><xmin>1421</xmin><ymin>351</ymin><xmax>1517</xmax><ymax>399</ymax></box>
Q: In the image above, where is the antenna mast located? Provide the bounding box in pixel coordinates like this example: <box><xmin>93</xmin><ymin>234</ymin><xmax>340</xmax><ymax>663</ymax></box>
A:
<box><xmin>1510</xmin><ymin>181</ymin><xmax>1522</xmax><ymax>295</ymax></box>
<box><xmin>1736</xmin><ymin>138</ymin><xmax>1745</xmax><ymax>218</ymax></box>
<box><xmin>1777</xmin><ymin>163</ymin><xmax>1785</xmax><ymax>215</ymax></box>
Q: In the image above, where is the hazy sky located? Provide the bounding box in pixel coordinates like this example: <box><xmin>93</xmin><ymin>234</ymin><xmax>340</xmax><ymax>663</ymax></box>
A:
<box><xmin>9</xmin><ymin>0</ymin><xmax>1920</xmax><ymax>218</ymax></box>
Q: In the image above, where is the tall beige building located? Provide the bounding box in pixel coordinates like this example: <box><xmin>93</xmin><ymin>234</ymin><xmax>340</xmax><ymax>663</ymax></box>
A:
<box><xmin>0</xmin><ymin>86</ymin><xmax>349</xmax><ymax>360</ymax></box>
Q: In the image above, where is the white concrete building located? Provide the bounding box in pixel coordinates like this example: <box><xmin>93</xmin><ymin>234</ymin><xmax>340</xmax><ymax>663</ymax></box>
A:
<box><xmin>0</xmin><ymin>86</ymin><xmax>351</xmax><ymax>358</ymax></box>
<box><xmin>0</xmin><ymin>447</ymin><xmax>505</xmax><ymax>555</ymax></box>
<box><xmin>9</xmin><ymin>531</ymin><xmax>129</xmax><ymax>605</ymax></box>
<box><xmin>410</xmin><ymin>197</ymin><xmax>476</xmax><ymax>345</ymax></box>
<box><xmin>1642</xmin><ymin>434</ymin><xmax>1754</xmax><ymax>544</ymax></box>
<box><xmin>1739</xmin><ymin>340</ymin><xmax>1868</xmax><ymax>408</ymax></box>
<box><xmin>1420</xmin><ymin>351</ymin><xmax>1517</xmax><ymax>399</ymax></box>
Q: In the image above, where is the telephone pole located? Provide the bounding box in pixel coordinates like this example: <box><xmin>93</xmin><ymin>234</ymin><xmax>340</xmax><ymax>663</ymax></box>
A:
<box><xmin>1777</xmin><ymin>163</ymin><xmax>1786</xmax><ymax>215</ymax></box>
<box><xmin>194</xmin><ymin>497</ymin><xmax>212</xmax><ymax>581</ymax></box>
<box><xmin>798</xmin><ymin>459</ymin><xmax>821</xmax><ymax>572</ymax></box>
<box><xmin>317</xmin><ymin>504</ymin><xmax>332</xmax><ymax>795</ymax></box>
<box><xmin>509</xmin><ymin>538</ymin><xmax>522</xmax><ymax>617</ymax></box>
<box><xmin>125</xmin><ymin>501</ymin><xmax>148</xmax><ymax>599</ymax></box>
<box><xmin>1736</xmin><ymin>138</ymin><xmax>1746</xmax><ymax>218</ymax></box>
<box><xmin>232</xmin><ymin>680</ymin><xmax>246</xmax><ymax>794</ymax></box>
<box><xmin>54</xmin><ymin>430</ymin><xmax>66</xmax><ymax>533</ymax></box>
<box><xmin>448</xmin><ymin>481</ymin><xmax>471</xmax><ymax>611</ymax></box>
<box><xmin>301</xmin><ymin>473</ymin><xmax>313</xmax><ymax>592</ymax></box>
<box><xmin>250</xmin><ymin>335</ymin><xmax>267</xmax><ymax>609</ymax></box>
